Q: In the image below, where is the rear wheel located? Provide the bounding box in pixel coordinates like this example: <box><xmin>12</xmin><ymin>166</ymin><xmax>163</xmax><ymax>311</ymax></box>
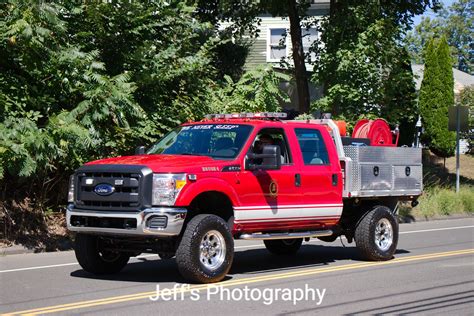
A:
<box><xmin>355</xmin><ymin>205</ymin><xmax>398</xmax><ymax>261</ymax></box>
<box><xmin>264</xmin><ymin>238</ymin><xmax>303</xmax><ymax>255</ymax></box>
<box><xmin>176</xmin><ymin>214</ymin><xmax>234</xmax><ymax>283</ymax></box>
<box><xmin>74</xmin><ymin>234</ymin><xmax>130</xmax><ymax>274</ymax></box>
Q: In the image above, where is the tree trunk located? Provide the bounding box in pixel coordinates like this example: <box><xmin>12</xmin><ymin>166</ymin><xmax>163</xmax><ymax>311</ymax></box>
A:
<box><xmin>287</xmin><ymin>0</ymin><xmax>310</xmax><ymax>114</ymax></box>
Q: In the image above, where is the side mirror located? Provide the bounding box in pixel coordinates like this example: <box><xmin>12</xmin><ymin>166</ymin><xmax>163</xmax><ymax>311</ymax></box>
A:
<box><xmin>245</xmin><ymin>145</ymin><xmax>281</xmax><ymax>170</ymax></box>
<box><xmin>135</xmin><ymin>146</ymin><xmax>145</xmax><ymax>155</ymax></box>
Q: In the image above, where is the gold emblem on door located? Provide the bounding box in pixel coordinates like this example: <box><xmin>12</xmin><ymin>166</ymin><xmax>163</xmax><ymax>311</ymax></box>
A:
<box><xmin>269</xmin><ymin>181</ymin><xmax>278</xmax><ymax>197</ymax></box>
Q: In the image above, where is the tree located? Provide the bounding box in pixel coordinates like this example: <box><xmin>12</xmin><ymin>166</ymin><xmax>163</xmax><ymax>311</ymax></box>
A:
<box><xmin>381</xmin><ymin>47</ymin><xmax>418</xmax><ymax>146</ymax></box>
<box><xmin>419</xmin><ymin>37</ymin><xmax>456</xmax><ymax>157</ymax></box>
<box><xmin>0</xmin><ymin>1</ymin><xmax>220</xmax><ymax>179</ymax></box>
<box><xmin>0</xmin><ymin>0</ymin><xmax>227</xmax><ymax>242</ymax></box>
<box><xmin>208</xmin><ymin>66</ymin><xmax>290</xmax><ymax>113</ymax></box>
<box><xmin>284</xmin><ymin>0</ymin><xmax>311</xmax><ymax>114</ymax></box>
<box><xmin>312</xmin><ymin>0</ymin><xmax>435</xmax><ymax>125</ymax></box>
<box><xmin>405</xmin><ymin>0</ymin><xmax>473</xmax><ymax>74</ymax></box>
<box><xmin>259</xmin><ymin>0</ymin><xmax>315</xmax><ymax>113</ymax></box>
<box><xmin>189</xmin><ymin>0</ymin><xmax>313</xmax><ymax>113</ymax></box>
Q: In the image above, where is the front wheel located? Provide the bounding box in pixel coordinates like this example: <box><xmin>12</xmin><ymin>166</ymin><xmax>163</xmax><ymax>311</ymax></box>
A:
<box><xmin>355</xmin><ymin>205</ymin><xmax>398</xmax><ymax>261</ymax></box>
<box><xmin>74</xmin><ymin>234</ymin><xmax>130</xmax><ymax>274</ymax></box>
<box><xmin>264</xmin><ymin>238</ymin><xmax>303</xmax><ymax>255</ymax></box>
<box><xmin>176</xmin><ymin>214</ymin><xmax>234</xmax><ymax>283</ymax></box>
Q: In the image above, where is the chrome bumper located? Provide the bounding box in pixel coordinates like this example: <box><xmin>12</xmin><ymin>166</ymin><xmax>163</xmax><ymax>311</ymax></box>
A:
<box><xmin>66</xmin><ymin>205</ymin><xmax>187</xmax><ymax>237</ymax></box>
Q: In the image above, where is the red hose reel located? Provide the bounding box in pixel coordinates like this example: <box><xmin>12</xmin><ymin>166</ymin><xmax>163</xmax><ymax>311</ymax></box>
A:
<box><xmin>352</xmin><ymin>119</ymin><xmax>399</xmax><ymax>147</ymax></box>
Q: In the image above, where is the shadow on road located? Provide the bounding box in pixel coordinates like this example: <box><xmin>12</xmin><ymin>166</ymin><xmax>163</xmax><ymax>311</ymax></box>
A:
<box><xmin>280</xmin><ymin>280</ymin><xmax>474</xmax><ymax>315</ymax></box>
<box><xmin>70</xmin><ymin>256</ymin><xmax>186</xmax><ymax>283</ymax></box>
<box><xmin>70</xmin><ymin>243</ymin><xmax>409</xmax><ymax>284</ymax></box>
<box><xmin>231</xmin><ymin>245</ymin><xmax>409</xmax><ymax>275</ymax></box>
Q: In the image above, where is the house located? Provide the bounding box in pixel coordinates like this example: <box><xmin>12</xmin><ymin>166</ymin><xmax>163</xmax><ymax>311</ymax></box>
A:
<box><xmin>411</xmin><ymin>64</ymin><xmax>474</xmax><ymax>97</ymax></box>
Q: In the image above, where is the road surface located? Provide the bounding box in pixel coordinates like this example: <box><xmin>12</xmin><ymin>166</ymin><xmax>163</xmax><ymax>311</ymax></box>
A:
<box><xmin>1</xmin><ymin>218</ymin><xmax>473</xmax><ymax>315</ymax></box>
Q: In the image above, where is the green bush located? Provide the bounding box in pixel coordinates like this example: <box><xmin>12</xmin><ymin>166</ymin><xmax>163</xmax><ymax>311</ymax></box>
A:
<box><xmin>459</xmin><ymin>188</ymin><xmax>474</xmax><ymax>213</ymax></box>
<box><xmin>411</xmin><ymin>186</ymin><xmax>474</xmax><ymax>218</ymax></box>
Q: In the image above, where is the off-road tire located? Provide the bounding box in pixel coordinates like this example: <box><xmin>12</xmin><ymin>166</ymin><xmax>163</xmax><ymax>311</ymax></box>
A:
<box><xmin>176</xmin><ymin>214</ymin><xmax>234</xmax><ymax>283</ymax></box>
<box><xmin>264</xmin><ymin>238</ymin><xmax>303</xmax><ymax>255</ymax></box>
<box><xmin>74</xmin><ymin>234</ymin><xmax>130</xmax><ymax>274</ymax></box>
<box><xmin>355</xmin><ymin>205</ymin><xmax>398</xmax><ymax>261</ymax></box>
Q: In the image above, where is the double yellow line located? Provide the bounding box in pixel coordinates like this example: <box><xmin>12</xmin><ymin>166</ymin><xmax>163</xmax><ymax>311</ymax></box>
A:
<box><xmin>6</xmin><ymin>248</ymin><xmax>474</xmax><ymax>315</ymax></box>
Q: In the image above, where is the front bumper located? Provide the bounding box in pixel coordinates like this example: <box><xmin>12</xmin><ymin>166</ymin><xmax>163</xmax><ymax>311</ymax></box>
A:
<box><xmin>66</xmin><ymin>204</ymin><xmax>187</xmax><ymax>237</ymax></box>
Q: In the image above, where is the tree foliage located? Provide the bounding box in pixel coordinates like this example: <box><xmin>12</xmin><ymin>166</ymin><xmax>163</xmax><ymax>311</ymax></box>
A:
<box><xmin>311</xmin><ymin>0</ymin><xmax>431</xmax><ymax>134</ymax></box>
<box><xmin>405</xmin><ymin>0</ymin><xmax>473</xmax><ymax>74</ymax></box>
<box><xmin>419</xmin><ymin>37</ymin><xmax>456</xmax><ymax>157</ymax></box>
<box><xmin>208</xmin><ymin>66</ymin><xmax>290</xmax><ymax>113</ymax></box>
<box><xmin>0</xmin><ymin>1</ymin><xmax>214</xmax><ymax>232</ymax></box>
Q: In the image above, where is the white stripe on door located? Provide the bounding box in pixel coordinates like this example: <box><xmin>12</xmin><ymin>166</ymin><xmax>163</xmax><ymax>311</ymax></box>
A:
<box><xmin>234</xmin><ymin>206</ymin><xmax>343</xmax><ymax>222</ymax></box>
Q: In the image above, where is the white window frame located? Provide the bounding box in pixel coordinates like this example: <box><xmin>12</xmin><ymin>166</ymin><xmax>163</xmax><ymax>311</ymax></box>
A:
<box><xmin>266</xmin><ymin>26</ymin><xmax>290</xmax><ymax>63</ymax></box>
<box><xmin>266</xmin><ymin>26</ymin><xmax>319</xmax><ymax>64</ymax></box>
<box><xmin>301</xmin><ymin>27</ymin><xmax>319</xmax><ymax>63</ymax></box>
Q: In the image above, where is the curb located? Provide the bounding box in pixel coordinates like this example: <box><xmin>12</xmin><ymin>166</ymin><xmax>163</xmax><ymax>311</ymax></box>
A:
<box><xmin>1</xmin><ymin>241</ymin><xmax>73</xmax><ymax>256</ymax></box>
<box><xmin>0</xmin><ymin>245</ymin><xmax>38</xmax><ymax>256</ymax></box>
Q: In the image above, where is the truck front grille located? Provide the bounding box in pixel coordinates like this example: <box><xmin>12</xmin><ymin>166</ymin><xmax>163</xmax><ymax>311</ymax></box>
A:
<box><xmin>74</xmin><ymin>165</ymin><xmax>152</xmax><ymax>211</ymax></box>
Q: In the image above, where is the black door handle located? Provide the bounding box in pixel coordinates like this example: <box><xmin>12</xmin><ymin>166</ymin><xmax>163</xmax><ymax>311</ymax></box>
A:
<box><xmin>295</xmin><ymin>174</ymin><xmax>301</xmax><ymax>187</ymax></box>
<box><xmin>332</xmin><ymin>174</ymin><xmax>338</xmax><ymax>186</ymax></box>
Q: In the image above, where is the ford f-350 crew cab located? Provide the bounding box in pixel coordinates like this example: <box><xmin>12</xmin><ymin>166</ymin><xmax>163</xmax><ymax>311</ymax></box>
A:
<box><xmin>67</xmin><ymin>113</ymin><xmax>423</xmax><ymax>283</ymax></box>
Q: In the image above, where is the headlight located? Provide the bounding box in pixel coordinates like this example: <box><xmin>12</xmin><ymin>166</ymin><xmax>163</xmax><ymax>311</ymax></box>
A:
<box><xmin>152</xmin><ymin>174</ymin><xmax>187</xmax><ymax>206</ymax></box>
<box><xmin>68</xmin><ymin>175</ymin><xmax>75</xmax><ymax>203</ymax></box>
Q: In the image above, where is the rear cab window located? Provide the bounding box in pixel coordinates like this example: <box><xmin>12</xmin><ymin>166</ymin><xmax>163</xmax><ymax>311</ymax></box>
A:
<box><xmin>294</xmin><ymin>128</ymin><xmax>330</xmax><ymax>165</ymax></box>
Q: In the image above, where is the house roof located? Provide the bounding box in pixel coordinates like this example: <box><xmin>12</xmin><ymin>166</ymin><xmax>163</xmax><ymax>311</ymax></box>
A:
<box><xmin>411</xmin><ymin>64</ymin><xmax>474</xmax><ymax>94</ymax></box>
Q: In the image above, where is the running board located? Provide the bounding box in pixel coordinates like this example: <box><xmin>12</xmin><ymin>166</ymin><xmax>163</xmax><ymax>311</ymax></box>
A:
<box><xmin>239</xmin><ymin>230</ymin><xmax>333</xmax><ymax>240</ymax></box>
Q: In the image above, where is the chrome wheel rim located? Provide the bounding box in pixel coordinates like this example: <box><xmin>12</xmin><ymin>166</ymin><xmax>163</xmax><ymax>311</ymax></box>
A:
<box><xmin>200</xmin><ymin>230</ymin><xmax>226</xmax><ymax>270</ymax></box>
<box><xmin>375</xmin><ymin>218</ymin><xmax>393</xmax><ymax>251</ymax></box>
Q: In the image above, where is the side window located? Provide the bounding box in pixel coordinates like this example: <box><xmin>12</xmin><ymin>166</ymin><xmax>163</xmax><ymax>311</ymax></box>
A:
<box><xmin>295</xmin><ymin>128</ymin><xmax>329</xmax><ymax>165</ymax></box>
<box><xmin>267</xmin><ymin>28</ymin><xmax>287</xmax><ymax>62</ymax></box>
<box><xmin>250</xmin><ymin>128</ymin><xmax>292</xmax><ymax>164</ymax></box>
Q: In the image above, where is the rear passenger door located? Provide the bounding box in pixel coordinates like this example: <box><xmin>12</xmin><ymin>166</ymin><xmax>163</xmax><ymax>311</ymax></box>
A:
<box><xmin>294</xmin><ymin>127</ymin><xmax>343</xmax><ymax>223</ymax></box>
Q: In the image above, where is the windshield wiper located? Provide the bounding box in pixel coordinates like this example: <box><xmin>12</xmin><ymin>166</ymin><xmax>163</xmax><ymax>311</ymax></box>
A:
<box><xmin>180</xmin><ymin>152</ymin><xmax>206</xmax><ymax>156</ymax></box>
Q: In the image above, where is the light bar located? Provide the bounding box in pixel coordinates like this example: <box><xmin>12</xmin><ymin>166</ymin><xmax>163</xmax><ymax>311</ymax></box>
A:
<box><xmin>254</xmin><ymin>112</ymin><xmax>287</xmax><ymax>118</ymax></box>
<box><xmin>204</xmin><ymin>112</ymin><xmax>287</xmax><ymax>120</ymax></box>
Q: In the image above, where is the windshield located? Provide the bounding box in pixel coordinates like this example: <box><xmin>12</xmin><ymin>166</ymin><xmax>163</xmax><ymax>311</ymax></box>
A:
<box><xmin>147</xmin><ymin>124</ymin><xmax>253</xmax><ymax>159</ymax></box>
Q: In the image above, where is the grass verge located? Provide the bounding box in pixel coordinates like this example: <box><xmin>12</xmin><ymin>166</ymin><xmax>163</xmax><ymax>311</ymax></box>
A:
<box><xmin>399</xmin><ymin>185</ymin><xmax>474</xmax><ymax>220</ymax></box>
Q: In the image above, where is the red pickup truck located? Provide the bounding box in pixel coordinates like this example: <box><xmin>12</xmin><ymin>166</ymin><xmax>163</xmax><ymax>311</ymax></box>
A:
<box><xmin>67</xmin><ymin>113</ymin><xmax>422</xmax><ymax>283</ymax></box>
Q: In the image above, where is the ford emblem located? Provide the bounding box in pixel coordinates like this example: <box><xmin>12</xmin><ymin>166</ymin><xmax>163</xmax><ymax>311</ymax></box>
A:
<box><xmin>94</xmin><ymin>183</ymin><xmax>115</xmax><ymax>196</ymax></box>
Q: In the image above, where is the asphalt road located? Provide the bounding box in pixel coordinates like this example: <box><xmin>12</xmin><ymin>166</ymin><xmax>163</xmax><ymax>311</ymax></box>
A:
<box><xmin>1</xmin><ymin>218</ymin><xmax>473</xmax><ymax>315</ymax></box>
